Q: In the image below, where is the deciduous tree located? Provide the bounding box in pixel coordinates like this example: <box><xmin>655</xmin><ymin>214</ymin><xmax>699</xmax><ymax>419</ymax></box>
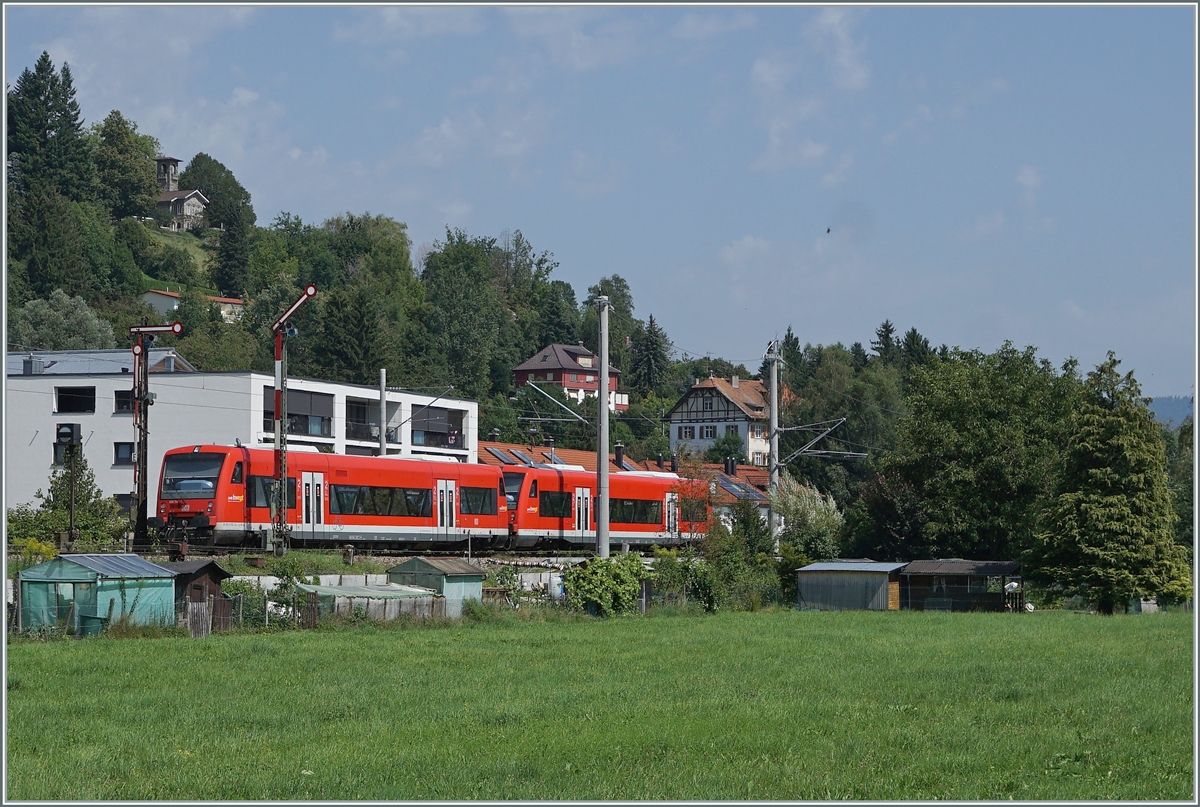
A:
<box><xmin>8</xmin><ymin>289</ymin><xmax>115</xmax><ymax>351</ymax></box>
<box><xmin>92</xmin><ymin>110</ymin><xmax>159</xmax><ymax>220</ymax></box>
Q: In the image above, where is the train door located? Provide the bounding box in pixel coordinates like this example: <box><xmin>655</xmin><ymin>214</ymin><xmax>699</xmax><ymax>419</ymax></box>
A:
<box><xmin>573</xmin><ymin>486</ymin><xmax>591</xmax><ymax>541</ymax></box>
<box><xmin>665</xmin><ymin>491</ymin><xmax>679</xmax><ymax>542</ymax></box>
<box><xmin>436</xmin><ymin>479</ymin><xmax>456</xmax><ymax>541</ymax></box>
<box><xmin>300</xmin><ymin>471</ymin><xmax>325</xmax><ymax>543</ymax></box>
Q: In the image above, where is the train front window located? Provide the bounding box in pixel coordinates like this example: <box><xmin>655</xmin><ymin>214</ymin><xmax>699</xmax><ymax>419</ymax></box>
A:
<box><xmin>502</xmin><ymin>472</ymin><xmax>526</xmax><ymax>508</ymax></box>
<box><xmin>161</xmin><ymin>453</ymin><xmax>224</xmax><ymax>499</ymax></box>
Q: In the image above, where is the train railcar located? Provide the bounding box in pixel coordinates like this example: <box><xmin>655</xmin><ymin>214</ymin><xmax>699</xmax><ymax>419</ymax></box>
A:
<box><xmin>500</xmin><ymin>465</ymin><xmax>708</xmax><ymax>549</ymax></box>
<box><xmin>154</xmin><ymin>445</ymin><xmax>710</xmax><ymax>552</ymax></box>
<box><xmin>153</xmin><ymin>445</ymin><xmax>509</xmax><ymax>550</ymax></box>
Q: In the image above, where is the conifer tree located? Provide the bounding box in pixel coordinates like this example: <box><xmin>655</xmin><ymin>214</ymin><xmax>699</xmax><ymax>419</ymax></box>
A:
<box><xmin>6</xmin><ymin>52</ymin><xmax>96</xmax><ymax>202</ymax></box>
<box><xmin>629</xmin><ymin>314</ymin><xmax>672</xmax><ymax>395</ymax></box>
<box><xmin>1025</xmin><ymin>353</ymin><xmax>1191</xmax><ymax>613</ymax></box>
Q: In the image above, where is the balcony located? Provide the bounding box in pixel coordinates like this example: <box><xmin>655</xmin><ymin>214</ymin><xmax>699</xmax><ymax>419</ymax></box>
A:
<box><xmin>412</xmin><ymin>430</ymin><xmax>465</xmax><ymax>450</ymax></box>
<box><xmin>346</xmin><ymin>421</ymin><xmax>401</xmax><ymax>444</ymax></box>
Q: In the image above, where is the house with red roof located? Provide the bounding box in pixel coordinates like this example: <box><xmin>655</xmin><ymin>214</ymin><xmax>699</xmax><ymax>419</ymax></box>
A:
<box><xmin>512</xmin><ymin>343</ymin><xmax>629</xmax><ymax>411</ymax></box>
<box><xmin>668</xmin><ymin>375</ymin><xmax>772</xmax><ymax>466</ymax></box>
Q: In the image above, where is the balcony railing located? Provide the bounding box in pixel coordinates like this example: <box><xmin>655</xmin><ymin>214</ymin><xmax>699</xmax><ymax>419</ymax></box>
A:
<box><xmin>412</xmin><ymin>430</ymin><xmax>464</xmax><ymax>450</ymax></box>
<box><xmin>346</xmin><ymin>421</ymin><xmax>401</xmax><ymax>444</ymax></box>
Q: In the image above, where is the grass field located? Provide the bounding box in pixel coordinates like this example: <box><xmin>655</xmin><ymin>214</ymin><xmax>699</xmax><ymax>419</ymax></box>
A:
<box><xmin>5</xmin><ymin>609</ymin><xmax>1193</xmax><ymax>800</ymax></box>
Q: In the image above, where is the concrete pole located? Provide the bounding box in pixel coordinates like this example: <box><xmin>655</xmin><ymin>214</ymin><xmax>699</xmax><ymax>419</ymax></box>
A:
<box><xmin>597</xmin><ymin>295</ymin><xmax>610</xmax><ymax>558</ymax></box>
<box><xmin>379</xmin><ymin>368</ymin><xmax>387</xmax><ymax>457</ymax></box>
<box><xmin>768</xmin><ymin>340</ymin><xmax>781</xmax><ymax>549</ymax></box>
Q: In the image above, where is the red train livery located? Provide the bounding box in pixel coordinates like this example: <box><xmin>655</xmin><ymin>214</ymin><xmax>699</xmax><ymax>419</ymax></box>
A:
<box><xmin>154</xmin><ymin>445</ymin><xmax>708</xmax><ymax>551</ymax></box>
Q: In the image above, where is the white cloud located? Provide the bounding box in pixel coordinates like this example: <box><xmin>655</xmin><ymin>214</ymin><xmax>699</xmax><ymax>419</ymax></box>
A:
<box><xmin>883</xmin><ymin>104</ymin><xmax>933</xmax><ymax>146</ymax></box>
<box><xmin>333</xmin><ymin>7</ymin><xmax>483</xmax><ymax>46</ymax></box>
<box><xmin>1016</xmin><ymin>165</ymin><xmax>1042</xmax><ymax>205</ymax></box>
<box><xmin>806</xmin><ymin>8</ymin><xmax>869</xmax><ymax>91</ymax></box>
<box><xmin>673</xmin><ymin>11</ymin><xmax>755</xmax><ymax>41</ymax></box>
<box><xmin>563</xmin><ymin>151</ymin><xmax>622</xmax><ymax>198</ymax></box>
<box><xmin>966</xmin><ymin>211</ymin><xmax>1006</xmax><ymax>240</ymax></box>
<box><xmin>749</xmin><ymin>53</ymin><xmax>824</xmax><ymax>172</ymax></box>
<box><xmin>821</xmin><ymin>152</ymin><xmax>854</xmax><ymax>187</ymax></box>
<box><xmin>505</xmin><ymin>7</ymin><xmax>642</xmax><ymax>71</ymax></box>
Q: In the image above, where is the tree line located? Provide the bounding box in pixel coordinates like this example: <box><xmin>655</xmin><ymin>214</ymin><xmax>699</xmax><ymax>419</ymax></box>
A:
<box><xmin>7</xmin><ymin>52</ymin><xmax>1192</xmax><ymax>613</ymax></box>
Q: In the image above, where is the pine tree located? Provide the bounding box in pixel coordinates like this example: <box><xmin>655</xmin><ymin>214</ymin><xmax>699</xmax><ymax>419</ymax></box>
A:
<box><xmin>212</xmin><ymin>212</ymin><xmax>250</xmax><ymax>297</ymax></box>
<box><xmin>6</xmin><ymin>52</ymin><xmax>96</xmax><ymax>202</ymax></box>
<box><xmin>1026</xmin><ymin>353</ymin><xmax>1191</xmax><ymax>613</ymax></box>
<box><xmin>629</xmin><ymin>314</ymin><xmax>672</xmax><ymax>395</ymax></box>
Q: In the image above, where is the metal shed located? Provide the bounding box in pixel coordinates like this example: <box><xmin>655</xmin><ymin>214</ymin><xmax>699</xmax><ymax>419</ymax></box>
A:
<box><xmin>387</xmin><ymin>556</ymin><xmax>484</xmax><ymax>618</ymax></box>
<box><xmin>16</xmin><ymin>554</ymin><xmax>176</xmax><ymax>634</ymax></box>
<box><xmin>899</xmin><ymin>559</ymin><xmax>1022</xmax><ymax>612</ymax></box>
<box><xmin>796</xmin><ymin>560</ymin><xmax>908</xmax><ymax>611</ymax></box>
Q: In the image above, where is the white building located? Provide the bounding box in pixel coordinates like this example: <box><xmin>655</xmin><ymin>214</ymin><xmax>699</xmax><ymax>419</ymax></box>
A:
<box><xmin>5</xmin><ymin>350</ymin><xmax>478</xmax><ymax>511</ymax></box>
<box><xmin>667</xmin><ymin>375</ymin><xmax>772</xmax><ymax>466</ymax></box>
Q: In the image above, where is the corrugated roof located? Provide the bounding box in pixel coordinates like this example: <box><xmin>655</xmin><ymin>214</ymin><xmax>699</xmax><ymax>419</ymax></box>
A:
<box><xmin>389</xmin><ymin>556</ymin><xmax>485</xmax><ymax>577</ymax></box>
<box><xmin>900</xmin><ymin>559</ymin><xmax>1019</xmax><ymax>576</ymax></box>
<box><xmin>59</xmin><ymin>554</ymin><xmax>176</xmax><ymax>578</ymax></box>
<box><xmin>798</xmin><ymin>560</ymin><xmax>908</xmax><ymax>573</ymax></box>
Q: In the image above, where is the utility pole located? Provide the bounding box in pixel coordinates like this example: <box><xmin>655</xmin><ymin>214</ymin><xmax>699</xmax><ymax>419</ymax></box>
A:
<box><xmin>378</xmin><ymin>369</ymin><xmax>387</xmax><ymax>457</ymax></box>
<box><xmin>765</xmin><ymin>339</ymin><xmax>782</xmax><ymax>548</ymax></box>
<box><xmin>596</xmin><ymin>295</ymin><xmax>611</xmax><ymax>558</ymax></box>
<box><xmin>268</xmin><ymin>284</ymin><xmax>317</xmax><ymax>557</ymax></box>
<box><xmin>129</xmin><ymin>321</ymin><xmax>182</xmax><ymax>545</ymax></box>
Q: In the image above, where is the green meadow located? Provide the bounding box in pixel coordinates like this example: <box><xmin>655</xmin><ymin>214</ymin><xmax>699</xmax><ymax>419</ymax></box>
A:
<box><xmin>5</xmin><ymin>609</ymin><xmax>1192</xmax><ymax>801</ymax></box>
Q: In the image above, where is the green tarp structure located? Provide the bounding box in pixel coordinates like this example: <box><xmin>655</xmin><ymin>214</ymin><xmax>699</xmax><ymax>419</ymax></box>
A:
<box><xmin>294</xmin><ymin>582</ymin><xmax>439</xmax><ymax>621</ymax></box>
<box><xmin>18</xmin><ymin>554</ymin><xmax>176</xmax><ymax>635</ymax></box>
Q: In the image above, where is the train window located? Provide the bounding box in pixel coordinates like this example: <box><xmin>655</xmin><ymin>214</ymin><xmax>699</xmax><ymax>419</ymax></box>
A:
<box><xmin>161</xmin><ymin>453</ymin><xmax>224</xmax><ymax>499</ymax></box>
<box><xmin>610</xmin><ymin>498</ymin><xmax>663</xmax><ymax>525</ymax></box>
<box><xmin>460</xmin><ymin>487</ymin><xmax>498</xmax><ymax>515</ymax></box>
<box><xmin>502</xmin><ymin>472</ymin><xmax>526</xmax><ymax>507</ymax></box>
<box><xmin>540</xmin><ymin>491</ymin><xmax>573</xmax><ymax>519</ymax></box>
<box><xmin>231</xmin><ymin>462</ymin><xmax>243</xmax><ymax>484</ymax></box>
<box><xmin>329</xmin><ymin>485</ymin><xmax>432</xmax><ymax>518</ymax></box>
<box><xmin>529</xmin><ymin>479</ymin><xmax>538</xmax><ymax>499</ymax></box>
<box><xmin>248</xmin><ymin>476</ymin><xmax>297</xmax><ymax>509</ymax></box>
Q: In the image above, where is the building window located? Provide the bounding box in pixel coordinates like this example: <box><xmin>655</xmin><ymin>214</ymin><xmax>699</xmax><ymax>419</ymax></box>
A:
<box><xmin>586</xmin><ymin>375</ymin><xmax>595</xmax><ymax>383</ymax></box>
<box><xmin>753</xmin><ymin>452</ymin><xmax>765</xmax><ymax>466</ymax></box>
<box><xmin>726</xmin><ymin>425</ymin><xmax>739</xmax><ymax>437</ymax></box>
<box><xmin>56</xmin><ymin>387</ymin><xmax>96</xmax><ymax>414</ymax></box>
<box><xmin>546</xmin><ymin>372</ymin><xmax>554</xmax><ymax>382</ymax></box>
<box><xmin>751</xmin><ymin>424</ymin><xmax>762</xmax><ymax>439</ymax></box>
<box><xmin>569</xmin><ymin>373</ymin><xmax>578</xmax><ymax>382</ymax></box>
<box><xmin>578</xmin><ymin>356</ymin><xmax>593</xmax><ymax>368</ymax></box>
<box><xmin>702</xmin><ymin>397</ymin><xmax>713</xmax><ymax>411</ymax></box>
<box><xmin>679</xmin><ymin>425</ymin><xmax>695</xmax><ymax>440</ymax></box>
<box><xmin>114</xmin><ymin>390</ymin><xmax>134</xmax><ymax>413</ymax></box>
<box><xmin>701</xmin><ymin>425</ymin><xmax>717</xmax><ymax>439</ymax></box>
<box><xmin>114</xmin><ymin>442</ymin><xmax>135</xmax><ymax>465</ymax></box>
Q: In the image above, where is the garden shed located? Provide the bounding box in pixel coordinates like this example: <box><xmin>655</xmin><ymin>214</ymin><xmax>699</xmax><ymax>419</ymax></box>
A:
<box><xmin>387</xmin><ymin>556</ymin><xmax>484</xmax><ymax>618</ymax></box>
<box><xmin>156</xmin><ymin>560</ymin><xmax>235</xmax><ymax>633</ymax></box>
<box><xmin>796</xmin><ymin>560</ymin><xmax>908</xmax><ymax>611</ymax></box>
<box><xmin>900</xmin><ymin>559</ymin><xmax>1022</xmax><ymax>612</ymax></box>
<box><xmin>16</xmin><ymin>554</ymin><xmax>176</xmax><ymax>635</ymax></box>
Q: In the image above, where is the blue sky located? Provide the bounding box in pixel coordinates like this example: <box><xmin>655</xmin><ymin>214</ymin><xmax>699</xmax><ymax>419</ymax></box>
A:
<box><xmin>5</xmin><ymin>5</ymin><xmax>1196</xmax><ymax>396</ymax></box>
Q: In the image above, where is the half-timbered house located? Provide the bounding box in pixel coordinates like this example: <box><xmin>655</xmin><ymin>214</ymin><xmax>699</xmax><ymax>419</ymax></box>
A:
<box><xmin>667</xmin><ymin>376</ymin><xmax>771</xmax><ymax>466</ymax></box>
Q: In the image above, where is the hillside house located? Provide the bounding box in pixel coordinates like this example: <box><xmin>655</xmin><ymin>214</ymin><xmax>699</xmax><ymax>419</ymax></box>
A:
<box><xmin>668</xmin><ymin>376</ymin><xmax>771</xmax><ymax>466</ymax></box>
<box><xmin>141</xmin><ymin>288</ymin><xmax>244</xmax><ymax>324</ymax></box>
<box><xmin>513</xmin><ymin>343</ymin><xmax>628</xmax><ymax>411</ymax></box>
<box><xmin>155</xmin><ymin>156</ymin><xmax>208</xmax><ymax>231</ymax></box>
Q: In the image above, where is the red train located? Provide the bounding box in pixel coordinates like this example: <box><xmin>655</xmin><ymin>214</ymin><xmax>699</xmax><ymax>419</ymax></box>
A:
<box><xmin>152</xmin><ymin>444</ymin><xmax>708</xmax><ymax>551</ymax></box>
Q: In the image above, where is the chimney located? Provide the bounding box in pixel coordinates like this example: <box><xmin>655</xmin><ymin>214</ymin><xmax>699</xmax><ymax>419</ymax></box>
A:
<box><xmin>165</xmin><ymin>353</ymin><xmax>175</xmax><ymax>373</ymax></box>
<box><xmin>670</xmin><ymin>454</ymin><xmax>678</xmax><ymax>474</ymax></box>
<box><xmin>657</xmin><ymin>452</ymin><xmax>664</xmax><ymax>469</ymax></box>
<box><xmin>731</xmin><ymin>375</ymin><xmax>739</xmax><ymax>388</ymax></box>
<box><xmin>22</xmin><ymin>356</ymin><xmax>43</xmax><ymax>375</ymax></box>
<box><xmin>614</xmin><ymin>442</ymin><xmax>624</xmax><ymax>469</ymax></box>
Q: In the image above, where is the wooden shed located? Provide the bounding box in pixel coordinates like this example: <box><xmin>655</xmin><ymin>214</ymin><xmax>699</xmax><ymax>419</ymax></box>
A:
<box><xmin>156</xmin><ymin>560</ymin><xmax>235</xmax><ymax>632</ymax></box>
<box><xmin>387</xmin><ymin>557</ymin><xmax>484</xmax><ymax>618</ymax></box>
<box><xmin>900</xmin><ymin>559</ymin><xmax>1022</xmax><ymax>612</ymax></box>
<box><xmin>796</xmin><ymin>559</ymin><xmax>907</xmax><ymax>611</ymax></box>
<box><xmin>16</xmin><ymin>554</ymin><xmax>176</xmax><ymax>635</ymax></box>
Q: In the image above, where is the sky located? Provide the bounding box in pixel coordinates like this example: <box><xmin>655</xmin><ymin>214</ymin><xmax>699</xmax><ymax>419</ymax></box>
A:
<box><xmin>5</xmin><ymin>4</ymin><xmax>1196</xmax><ymax>396</ymax></box>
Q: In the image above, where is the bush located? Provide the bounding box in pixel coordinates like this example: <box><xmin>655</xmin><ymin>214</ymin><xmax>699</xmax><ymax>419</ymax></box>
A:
<box><xmin>563</xmin><ymin>554</ymin><xmax>647</xmax><ymax>617</ymax></box>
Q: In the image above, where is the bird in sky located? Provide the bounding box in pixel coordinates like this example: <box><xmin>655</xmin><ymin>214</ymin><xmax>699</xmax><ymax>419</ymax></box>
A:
<box><xmin>826</xmin><ymin>228</ymin><xmax>831</xmax><ymax>233</ymax></box>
